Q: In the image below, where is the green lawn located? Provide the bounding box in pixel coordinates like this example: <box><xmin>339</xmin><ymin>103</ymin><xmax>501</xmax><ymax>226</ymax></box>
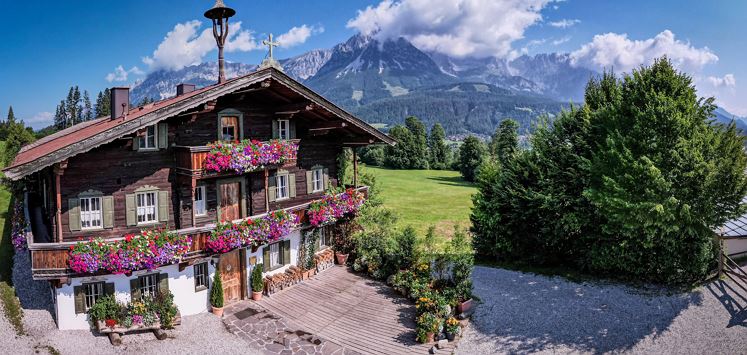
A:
<box><xmin>366</xmin><ymin>166</ymin><xmax>476</xmax><ymax>237</ymax></box>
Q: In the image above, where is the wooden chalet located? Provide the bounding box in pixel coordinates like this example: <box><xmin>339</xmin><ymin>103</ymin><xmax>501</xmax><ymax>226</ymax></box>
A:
<box><xmin>5</xmin><ymin>63</ymin><xmax>393</xmax><ymax>329</ymax></box>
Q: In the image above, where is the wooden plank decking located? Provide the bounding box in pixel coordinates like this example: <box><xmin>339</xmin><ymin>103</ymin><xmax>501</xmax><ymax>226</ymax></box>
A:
<box><xmin>257</xmin><ymin>266</ymin><xmax>453</xmax><ymax>354</ymax></box>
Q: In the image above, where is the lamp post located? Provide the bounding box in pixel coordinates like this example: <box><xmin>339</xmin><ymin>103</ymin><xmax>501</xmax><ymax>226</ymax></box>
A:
<box><xmin>204</xmin><ymin>0</ymin><xmax>236</xmax><ymax>84</ymax></box>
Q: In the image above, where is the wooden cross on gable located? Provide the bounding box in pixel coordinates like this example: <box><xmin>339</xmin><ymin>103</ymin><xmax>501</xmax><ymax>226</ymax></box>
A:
<box><xmin>262</xmin><ymin>33</ymin><xmax>280</xmax><ymax>60</ymax></box>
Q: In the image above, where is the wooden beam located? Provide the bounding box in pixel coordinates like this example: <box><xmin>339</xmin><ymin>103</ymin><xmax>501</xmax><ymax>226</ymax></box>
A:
<box><xmin>308</xmin><ymin>121</ymin><xmax>347</xmax><ymax>131</ymax></box>
<box><xmin>53</xmin><ymin>160</ymin><xmax>67</xmax><ymax>243</ymax></box>
<box><xmin>264</xmin><ymin>168</ymin><xmax>270</xmax><ymax>213</ymax></box>
<box><xmin>342</xmin><ymin>138</ymin><xmax>375</xmax><ymax>146</ymax></box>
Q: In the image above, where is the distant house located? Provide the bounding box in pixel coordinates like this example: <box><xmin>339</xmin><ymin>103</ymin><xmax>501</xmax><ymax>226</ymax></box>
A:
<box><xmin>4</xmin><ymin>62</ymin><xmax>393</xmax><ymax>329</ymax></box>
<box><xmin>720</xmin><ymin>212</ymin><xmax>747</xmax><ymax>258</ymax></box>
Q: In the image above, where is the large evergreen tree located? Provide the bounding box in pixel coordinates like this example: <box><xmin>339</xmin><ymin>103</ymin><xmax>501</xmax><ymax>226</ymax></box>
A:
<box><xmin>95</xmin><ymin>88</ymin><xmax>111</xmax><ymax>118</ymax></box>
<box><xmin>428</xmin><ymin>123</ymin><xmax>449</xmax><ymax>169</ymax></box>
<box><xmin>3</xmin><ymin>115</ymin><xmax>35</xmax><ymax>166</ymax></box>
<box><xmin>54</xmin><ymin>100</ymin><xmax>67</xmax><ymax>130</ymax></box>
<box><xmin>458</xmin><ymin>136</ymin><xmax>486</xmax><ymax>182</ymax></box>
<box><xmin>471</xmin><ymin>58</ymin><xmax>747</xmax><ymax>284</ymax></box>
<box><xmin>385</xmin><ymin>125</ymin><xmax>413</xmax><ymax>169</ymax></box>
<box><xmin>82</xmin><ymin>90</ymin><xmax>93</xmax><ymax>121</ymax></box>
<box><xmin>489</xmin><ymin>119</ymin><xmax>519</xmax><ymax>167</ymax></box>
<box><xmin>405</xmin><ymin>116</ymin><xmax>429</xmax><ymax>169</ymax></box>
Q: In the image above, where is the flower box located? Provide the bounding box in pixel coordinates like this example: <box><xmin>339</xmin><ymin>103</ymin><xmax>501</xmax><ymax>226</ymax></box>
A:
<box><xmin>204</xmin><ymin>139</ymin><xmax>298</xmax><ymax>174</ymax></box>
<box><xmin>308</xmin><ymin>189</ymin><xmax>365</xmax><ymax>227</ymax></box>
<box><xmin>206</xmin><ymin>210</ymin><xmax>299</xmax><ymax>253</ymax></box>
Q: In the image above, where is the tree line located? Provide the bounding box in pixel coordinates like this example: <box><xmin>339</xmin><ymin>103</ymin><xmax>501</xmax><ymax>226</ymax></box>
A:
<box><xmin>52</xmin><ymin>86</ymin><xmax>113</xmax><ymax>131</ymax></box>
<box><xmin>470</xmin><ymin>58</ymin><xmax>747</xmax><ymax>284</ymax></box>
<box><xmin>0</xmin><ymin>106</ymin><xmax>36</xmax><ymax>166</ymax></box>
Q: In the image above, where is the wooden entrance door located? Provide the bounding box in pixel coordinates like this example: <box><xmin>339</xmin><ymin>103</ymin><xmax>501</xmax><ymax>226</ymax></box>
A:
<box><xmin>219</xmin><ymin>249</ymin><xmax>242</xmax><ymax>303</ymax></box>
<box><xmin>219</xmin><ymin>181</ymin><xmax>241</xmax><ymax>222</ymax></box>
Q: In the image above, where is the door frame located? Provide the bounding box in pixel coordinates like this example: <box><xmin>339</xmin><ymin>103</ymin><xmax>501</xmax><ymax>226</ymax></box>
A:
<box><xmin>216</xmin><ymin>177</ymin><xmax>247</xmax><ymax>222</ymax></box>
<box><xmin>218</xmin><ymin>248</ymin><xmax>247</xmax><ymax>303</ymax></box>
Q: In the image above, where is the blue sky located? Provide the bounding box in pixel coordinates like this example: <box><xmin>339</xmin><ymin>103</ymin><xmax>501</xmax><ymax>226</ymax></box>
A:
<box><xmin>1</xmin><ymin>0</ymin><xmax>745</xmax><ymax>129</ymax></box>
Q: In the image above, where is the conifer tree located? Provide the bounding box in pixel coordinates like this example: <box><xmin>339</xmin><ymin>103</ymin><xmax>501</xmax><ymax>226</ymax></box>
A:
<box><xmin>489</xmin><ymin>119</ymin><xmax>519</xmax><ymax>167</ymax></box>
<box><xmin>54</xmin><ymin>100</ymin><xmax>67</xmax><ymax>130</ymax></box>
<box><xmin>95</xmin><ymin>88</ymin><xmax>111</xmax><ymax>118</ymax></box>
<box><xmin>458</xmin><ymin>136</ymin><xmax>486</xmax><ymax>182</ymax></box>
<box><xmin>428</xmin><ymin>123</ymin><xmax>449</xmax><ymax>169</ymax></box>
<box><xmin>405</xmin><ymin>116</ymin><xmax>429</xmax><ymax>169</ymax></box>
<box><xmin>82</xmin><ymin>90</ymin><xmax>93</xmax><ymax>121</ymax></box>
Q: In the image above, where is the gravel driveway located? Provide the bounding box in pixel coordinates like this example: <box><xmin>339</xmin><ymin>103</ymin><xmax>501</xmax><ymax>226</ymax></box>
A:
<box><xmin>457</xmin><ymin>266</ymin><xmax>747</xmax><ymax>354</ymax></box>
<box><xmin>2</xmin><ymin>251</ymin><xmax>261</xmax><ymax>355</ymax></box>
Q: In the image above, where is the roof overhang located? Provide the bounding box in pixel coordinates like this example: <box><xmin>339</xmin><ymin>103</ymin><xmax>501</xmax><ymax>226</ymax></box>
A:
<box><xmin>3</xmin><ymin>68</ymin><xmax>394</xmax><ymax>181</ymax></box>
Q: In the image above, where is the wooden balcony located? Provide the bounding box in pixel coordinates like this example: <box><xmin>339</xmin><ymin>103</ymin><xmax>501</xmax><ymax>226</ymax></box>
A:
<box><xmin>174</xmin><ymin>139</ymin><xmax>300</xmax><ymax>177</ymax></box>
<box><xmin>27</xmin><ymin>186</ymin><xmax>368</xmax><ymax>281</ymax></box>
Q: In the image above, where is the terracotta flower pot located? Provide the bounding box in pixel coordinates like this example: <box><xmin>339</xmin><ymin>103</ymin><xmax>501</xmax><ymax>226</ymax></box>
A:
<box><xmin>335</xmin><ymin>252</ymin><xmax>348</xmax><ymax>265</ymax></box>
<box><xmin>252</xmin><ymin>291</ymin><xmax>263</xmax><ymax>301</ymax></box>
<box><xmin>211</xmin><ymin>306</ymin><xmax>224</xmax><ymax>317</ymax></box>
<box><xmin>457</xmin><ymin>299</ymin><xmax>473</xmax><ymax>314</ymax></box>
<box><xmin>426</xmin><ymin>332</ymin><xmax>435</xmax><ymax>343</ymax></box>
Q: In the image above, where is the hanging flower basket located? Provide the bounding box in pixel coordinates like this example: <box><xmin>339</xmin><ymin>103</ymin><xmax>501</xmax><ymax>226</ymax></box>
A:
<box><xmin>204</xmin><ymin>139</ymin><xmax>298</xmax><ymax>174</ymax></box>
<box><xmin>68</xmin><ymin>229</ymin><xmax>192</xmax><ymax>274</ymax></box>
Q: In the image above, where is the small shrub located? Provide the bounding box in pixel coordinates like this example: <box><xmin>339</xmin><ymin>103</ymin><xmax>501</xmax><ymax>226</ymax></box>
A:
<box><xmin>251</xmin><ymin>266</ymin><xmax>264</xmax><ymax>293</ymax></box>
<box><xmin>415</xmin><ymin>312</ymin><xmax>442</xmax><ymax>343</ymax></box>
<box><xmin>88</xmin><ymin>295</ymin><xmax>119</xmax><ymax>323</ymax></box>
<box><xmin>153</xmin><ymin>291</ymin><xmax>178</xmax><ymax>329</ymax></box>
<box><xmin>210</xmin><ymin>271</ymin><xmax>224</xmax><ymax>308</ymax></box>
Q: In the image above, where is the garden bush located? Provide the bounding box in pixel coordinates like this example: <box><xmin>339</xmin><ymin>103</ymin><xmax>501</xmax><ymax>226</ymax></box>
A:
<box><xmin>210</xmin><ymin>271</ymin><xmax>224</xmax><ymax>308</ymax></box>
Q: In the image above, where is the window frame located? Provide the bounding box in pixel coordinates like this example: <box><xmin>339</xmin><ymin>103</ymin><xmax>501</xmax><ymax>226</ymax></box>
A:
<box><xmin>217</xmin><ymin>109</ymin><xmax>243</xmax><ymax>141</ymax></box>
<box><xmin>136</xmin><ymin>191</ymin><xmax>158</xmax><ymax>225</ymax></box>
<box><xmin>269</xmin><ymin>242</ymin><xmax>281</xmax><ymax>268</ymax></box>
<box><xmin>194</xmin><ymin>186</ymin><xmax>206</xmax><ymax>217</ymax></box>
<box><xmin>138</xmin><ymin>273</ymin><xmax>159</xmax><ymax>299</ymax></box>
<box><xmin>194</xmin><ymin>262</ymin><xmax>208</xmax><ymax>292</ymax></box>
<box><xmin>139</xmin><ymin>125</ymin><xmax>157</xmax><ymax>150</ymax></box>
<box><xmin>83</xmin><ymin>281</ymin><xmax>105</xmax><ymax>311</ymax></box>
<box><xmin>277</xmin><ymin>119</ymin><xmax>290</xmax><ymax>140</ymax></box>
<box><xmin>311</xmin><ymin>168</ymin><xmax>324</xmax><ymax>193</ymax></box>
<box><xmin>275</xmin><ymin>174</ymin><xmax>289</xmax><ymax>201</ymax></box>
<box><xmin>79</xmin><ymin>196</ymin><xmax>103</xmax><ymax>230</ymax></box>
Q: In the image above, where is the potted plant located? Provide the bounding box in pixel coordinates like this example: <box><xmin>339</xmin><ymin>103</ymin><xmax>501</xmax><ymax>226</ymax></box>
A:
<box><xmin>445</xmin><ymin>317</ymin><xmax>460</xmax><ymax>341</ymax></box>
<box><xmin>333</xmin><ymin>222</ymin><xmax>354</xmax><ymax>266</ymax></box>
<box><xmin>251</xmin><ymin>266</ymin><xmax>264</xmax><ymax>301</ymax></box>
<box><xmin>415</xmin><ymin>312</ymin><xmax>441</xmax><ymax>344</ymax></box>
<box><xmin>210</xmin><ymin>271</ymin><xmax>224</xmax><ymax>316</ymax></box>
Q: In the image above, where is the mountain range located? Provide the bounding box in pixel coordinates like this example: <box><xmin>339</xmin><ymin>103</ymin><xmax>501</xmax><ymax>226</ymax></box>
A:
<box><xmin>130</xmin><ymin>34</ymin><xmax>745</xmax><ymax>136</ymax></box>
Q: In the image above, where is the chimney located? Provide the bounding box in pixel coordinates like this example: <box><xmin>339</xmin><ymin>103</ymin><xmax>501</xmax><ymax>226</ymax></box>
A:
<box><xmin>176</xmin><ymin>83</ymin><xmax>196</xmax><ymax>96</ymax></box>
<box><xmin>110</xmin><ymin>87</ymin><xmax>130</xmax><ymax>120</ymax></box>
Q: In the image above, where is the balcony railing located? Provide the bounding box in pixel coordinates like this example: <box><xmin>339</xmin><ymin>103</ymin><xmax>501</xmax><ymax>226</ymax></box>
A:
<box><xmin>26</xmin><ymin>186</ymin><xmax>368</xmax><ymax>280</ymax></box>
<box><xmin>174</xmin><ymin>139</ymin><xmax>300</xmax><ymax>177</ymax></box>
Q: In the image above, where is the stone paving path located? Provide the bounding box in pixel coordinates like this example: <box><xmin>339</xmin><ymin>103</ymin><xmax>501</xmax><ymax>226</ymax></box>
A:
<box><xmin>223</xmin><ymin>266</ymin><xmax>457</xmax><ymax>354</ymax></box>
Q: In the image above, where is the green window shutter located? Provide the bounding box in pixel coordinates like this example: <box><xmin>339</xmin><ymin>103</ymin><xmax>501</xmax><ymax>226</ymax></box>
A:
<box><xmin>157</xmin><ymin>122</ymin><xmax>168</xmax><ymax>149</ymax></box>
<box><xmin>130</xmin><ymin>278</ymin><xmax>141</xmax><ymax>300</ymax></box>
<box><xmin>323</xmin><ymin>168</ymin><xmax>330</xmax><ymax>190</ymax></box>
<box><xmin>288</xmin><ymin>173</ymin><xmax>296</xmax><ymax>198</ymax></box>
<box><xmin>306</xmin><ymin>171</ymin><xmax>313</xmax><ymax>194</ymax></box>
<box><xmin>102</xmin><ymin>196</ymin><xmax>114</xmax><ymax>229</ymax></box>
<box><xmin>271</xmin><ymin>120</ymin><xmax>278</xmax><ymax>139</ymax></box>
<box><xmin>158</xmin><ymin>190</ymin><xmax>169</xmax><ymax>222</ymax></box>
<box><xmin>125</xmin><ymin>194</ymin><xmax>136</xmax><ymax>226</ymax></box>
<box><xmin>68</xmin><ymin>198</ymin><xmax>81</xmax><ymax>232</ymax></box>
<box><xmin>289</xmin><ymin>120</ymin><xmax>297</xmax><ymax>139</ymax></box>
<box><xmin>158</xmin><ymin>273</ymin><xmax>170</xmax><ymax>295</ymax></box>
<box><xmin>268</xmin><ymin>174</ymin><xmax>277</xmax><ymax>203</ymax></box>
<box><xmin>73</xmin><ymin>285</ymin><xmax>85</xmax><ymax>314</ymax></box>
<box><xmin>263</xmin><ymin>246</ymin><xmax>270</xmax><ymax>272</ymax></box>
<box><xmin>282</xmin><ymin>239</ymin><xmax>291</xmax><ymax>265</ymax></box>
<box><xmin>104</xmin><ymin>282</ymin><xmax>115</xmax><ymax>296</ymax></box>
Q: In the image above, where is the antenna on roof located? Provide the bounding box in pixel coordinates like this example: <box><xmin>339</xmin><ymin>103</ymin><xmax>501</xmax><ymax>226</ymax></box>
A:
<box><xmin>204</xmin><ymin>0</ymin><xmax>236</xmax><ymax>84</ymax></box>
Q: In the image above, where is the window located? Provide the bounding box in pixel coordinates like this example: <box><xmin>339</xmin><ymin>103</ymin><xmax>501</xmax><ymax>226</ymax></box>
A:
<box><xmin>276</xmin><ymin>174</ymin><xmax>288</xmax><ymax>200</ymax></box>
<box><xmin>319</xmin><ymin>226</ymin><xmax>332</xmax><ymax>249</ymax></box>
<box><xmin>139</xmin><ymin>125</ymin><xmax>157</xmax><ymax>149</ymax></box>
<box><xmin>269</xmin><ymin>242</ymin><xmax>281</xmax><ymax>268</ymax></box>
<box><xmin>312</xmin><ymin>168</ymin><xmax>323</xmax><ymax>192</ymax></box>
<box><xmin>139</xmin><ymin>274</ymin><xmax>159</xmax><ymax>299</ymax></box>
<box><xmin>277</xmin><ymin>119</ymin><xmax>289</xmax><ymax>140</ymax></box>
<box><xmin>194</xmin><ymin>262</ymin><xmax>208</xmax><ymax>291</ymax></box>
<box><xmin>83</xmin><ymin>282</ymin><xmax>104</xmax><ymax>310</ymax></box>
<box><xmin>136</xmin><ymin>191</ymin><xmax>158</xmax><ymax>224</ymax></box>
<box><xmin>80</xmin><ymin>196</ymin><xmax>102</xmax><ymax>230</ymax></box>
<box><xmin>221</xmin><ymin>116</ymin><xmax>239</xmax><ymax>141</ymax></box>
<box><xmin>194</xmin><ymin>186</ymin><xmax>206</xmax><ymax>216</ymax></box>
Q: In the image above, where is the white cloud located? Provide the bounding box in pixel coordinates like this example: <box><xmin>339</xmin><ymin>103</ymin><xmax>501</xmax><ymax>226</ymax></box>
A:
<box><xmin>548</xmin><ymin>19</ymin><xmax>580</xmax><ymax>28</ymax></box>
<box><xmin>276</xmin><ymin>25</ymin><xmax>324</xmax><ymax>48</ymax></box>
<box><xmin>552</xmin><ymin>36</ymin><xmax>570</xmax><ymax>45</ymax></box>
<box><xmin>570</xmin><ymin>30</ymin><xmax>718</xmax><ymax>73</ymax></box>
<box><xmin>26</xmin><ymin>112</ymin><xmax>54</xmax><ymax>128</ymax></box>
<box><xmin>346</xmin><ymin>0</ymin><xmax>551</xmax><ymax>59</ymax></box>
<box><xmin>142</xmin><ymin>20</ymin><xmax>262</xmax><ymax>71</ymax></box>
<box><xmin>707</xmin><ymin>74</ymin><xmax>736</xmax><ymax>88</ymax></box>
<box><xmin>105</xmin><ymin>65</ymin><xmax>144</xmax><ymax>82</ymax></box>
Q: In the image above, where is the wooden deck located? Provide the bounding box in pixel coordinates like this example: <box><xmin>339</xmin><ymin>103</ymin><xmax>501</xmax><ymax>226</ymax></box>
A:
<box><xmin>257</xmin><ymin>266</ymin><xmax>453</xmax><ymax>354</ymax></box>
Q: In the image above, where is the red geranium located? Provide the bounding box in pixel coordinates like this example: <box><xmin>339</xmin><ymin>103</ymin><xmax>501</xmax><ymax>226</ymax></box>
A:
<box><xmin>105</xmin><ymin>319</ymin><xmax>116</xmax><ymax>328</ymax></box>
